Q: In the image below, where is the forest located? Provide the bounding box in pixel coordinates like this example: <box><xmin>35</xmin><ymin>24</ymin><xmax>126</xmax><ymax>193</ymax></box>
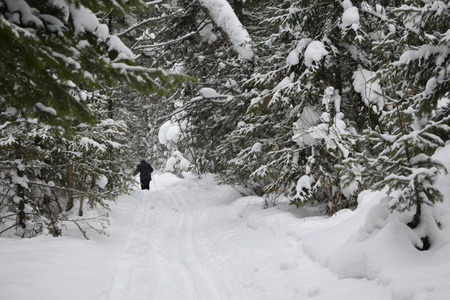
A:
<box><xmin>0</xmin><ymin>0</ymin><xmax>449</xmax><ymax>251</ymax></box>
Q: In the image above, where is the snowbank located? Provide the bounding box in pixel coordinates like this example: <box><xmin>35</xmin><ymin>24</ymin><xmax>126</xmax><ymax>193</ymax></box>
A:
<box><xmin>0</xmin><ymin>193</ymin><xmax>139</xmax><ymax>300</ymax></box>
<box><xmin>300</xmin><ymin>144</ymin><xmax>450</xmax><ymax>299</ymax></box>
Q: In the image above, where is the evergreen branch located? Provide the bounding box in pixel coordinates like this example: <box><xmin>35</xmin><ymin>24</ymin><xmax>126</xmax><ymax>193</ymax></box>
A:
<box><xmin>116</xmin><ymin>11</ymin><xmax>183</xmax><ymax>37</ymax></box>
<box><xmin>133</xmin><ymin>31</ymin><xmax>198</xmax><ymax>50</ymax></box>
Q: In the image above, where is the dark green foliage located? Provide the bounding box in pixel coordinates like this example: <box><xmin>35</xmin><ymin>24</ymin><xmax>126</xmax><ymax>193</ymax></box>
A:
<box><xmin>0</xmin><ymin>0</ymin><xmax>186</xmax><ymax>237</ymax></box>
<box><xmin>340</xmin><ymin>0</ymin><xmax>450</xmax><ymax>231</ymax></box>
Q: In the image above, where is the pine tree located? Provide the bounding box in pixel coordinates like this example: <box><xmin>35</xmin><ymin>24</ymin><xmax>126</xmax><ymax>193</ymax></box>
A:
<box><xmin>213</xmin><ymin>0</ymin><xmax>386</xmax><ymax>209</ymax></box>
<box><xmin>0</xmin><ymin>0</ymin><xmax>181</xmax><ymax>122</ymax></box>
<box><xmin>0</xmin><ymin>0</ymin><xmax>184</xmax><ymax>237</ymax></box>
<box><xmin>122</xmin><ymin>0</ymin><xmax>255</xmax><ymax>174</ymax></box>
<box><xmin>340</xmin><ymin>0</ymin><xmax>450</xmax><ymax>247</ymax></box>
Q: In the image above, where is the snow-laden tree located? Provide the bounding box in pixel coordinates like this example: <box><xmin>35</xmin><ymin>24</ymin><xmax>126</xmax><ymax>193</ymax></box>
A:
<box><xmin>0</xmin><ymin>89</ymin><xmax>138</xmax><ymax>237</ymax></box>
<box><xmin>211</xmin><ymin>0</ymin><xmax>391</xmax><ymax>210</ymax></box>
<box><xmin>0</xmin><ymin>0</ymin><xmax>185</xmax><ymax>237</ymax></box>
<box><xmin>118</xmin><ymin>0</ymin><xmax>255</xmax><ymax>173</ymax></box>
<box><xmin>340</xmin><ymin>0</ymin><xmax>450</xmax><ymax>248</ymax></box>
<box><xmin>0</xmin><ymin>0</ymin><xmax>181</xmax><ymax>121</ymax></box>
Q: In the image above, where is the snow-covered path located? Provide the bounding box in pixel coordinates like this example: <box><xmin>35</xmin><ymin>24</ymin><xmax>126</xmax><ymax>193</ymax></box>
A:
<box><xmin>107</xmin><ymin>188</ymin><xmax>225</xmax><ymax>300</ymax></box>
<box><xmin>103</xmin><ymin>174</ymin><xmax>390</xmax><ymax>300</ymax></box>
<box><xmin>2</xmin><ymin>171</ymin><xmax>450</xmax><ymax>300</ymax></box>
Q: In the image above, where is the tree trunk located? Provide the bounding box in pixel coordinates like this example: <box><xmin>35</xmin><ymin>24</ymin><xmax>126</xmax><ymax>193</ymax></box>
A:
<box><xmin>88</xmin><ymin>175</ymin><xmax>96</xmax><ymax>202</ymax></box>
<box><xmin>53</xmin><ymin>194</ymin><xmax>63</xmax><ymax>214</ymax></box>
<box><xmin>407</xmin><ymin>202</ymin><xmax>421</xmax><ymax>229</ymax></box>
<box><xmin>66</xmin><ymin>164</ymin><xmax>74</xmax><ymax>211</ymax></box>
<box><xmin>232</xmin><ymin>0</ymin><xmax>244</xmax><ymax>21</ymax></box>
<box><xmin>78</xmin><ymin>152</ymin><xmax>88</xmax><ymax>217</ymax></box>
<box><xmin>15</xmin><ymin>144</ymin><xmax>26</xmax><ymax>231</ymax></box>
<box><xmin>108</xmin><ymin>99</ymin><xmax>113</xmax><ymax>119</ymax></box>
<box><xmin>78</xmin><ymin>170</ymin><xmax>86</xmax><ymax>217</ymax></box>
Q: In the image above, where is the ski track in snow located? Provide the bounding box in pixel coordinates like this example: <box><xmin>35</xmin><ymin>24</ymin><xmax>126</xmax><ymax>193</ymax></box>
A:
<box><xmin>106</xmin><ymin>188</ymin><xmax>224</xmax><ymax>300</ymax></box>
<box><xmin>103</xmin><ymin>177</ymin><xmax>393</xmax><ymax>300</ymax></box>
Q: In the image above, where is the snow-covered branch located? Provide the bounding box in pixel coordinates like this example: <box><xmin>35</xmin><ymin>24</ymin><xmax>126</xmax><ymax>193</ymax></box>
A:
<box><xmin>116</xmin><ymin>11</ymin><xmax>182</xmax><ymax>37</ymax></box>
<box><xmin>197</xmin><ymin>0</ymin><xmax>253</xmax><ymax>60</ymax></box>
<box><xmin>133</xmin><ymin>31</ymin><xmax>197</xmax><ymax>50</ymax></box>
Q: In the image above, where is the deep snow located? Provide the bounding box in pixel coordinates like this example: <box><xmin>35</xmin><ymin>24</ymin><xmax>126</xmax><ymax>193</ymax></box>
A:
<box><xmin>2</xmin><ymin>145</ymin><xmax>450</xmax><ymax>299</ymax></box>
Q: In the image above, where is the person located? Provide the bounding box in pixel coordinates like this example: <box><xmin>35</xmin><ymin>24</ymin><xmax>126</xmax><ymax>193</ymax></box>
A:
<box><xmin>134</xmin><ymin>157</ymin><xmax>154</xmax><ymax>190</ymax></box>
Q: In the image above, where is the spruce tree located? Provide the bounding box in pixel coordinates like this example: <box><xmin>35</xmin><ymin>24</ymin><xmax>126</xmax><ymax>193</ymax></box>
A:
<box><xmin>214</xmin><ymin>0</ymin><xmax>385</xmax><ymax>210</ymax></box>
<box><xmin>123</xmin><ymin>0</ymin><xmax>255</xmax><ymax>173</ymax></box>
<box><xmin>340</xmin><ymin>0</ymin><xmax>449</xmax><ymax>247</ymax></box>
<box><xmin>0</xmin><ymin>0</ymin><xmax>183</xmax><ymax>237</ymax></box>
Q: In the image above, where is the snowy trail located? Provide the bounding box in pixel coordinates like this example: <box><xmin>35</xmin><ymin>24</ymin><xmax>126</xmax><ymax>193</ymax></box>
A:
<box><xmin>106</xmin><ymin>186</ymin><xmax>225</xmax><ymax>300</ymax></box>
<box><xmin>4</xmin><ymin>172</ymin><xmax>449</xmax><ymax>300</ymax></box>
<box><xmin>104</xmin><ymin>175</ymin><xmax>391</xmax><ymax>300</ymax></box>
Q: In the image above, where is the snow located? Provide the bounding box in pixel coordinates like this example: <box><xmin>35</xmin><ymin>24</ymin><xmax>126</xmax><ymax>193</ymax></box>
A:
<box><xmin>96</xmin><ymin>175</ymin><xmax>108</xmax><ymax>189</ymax></box>
<box><xmin>251</xmin><ymin>142</ymin><xmax>262</xmax><ymax>153</ymax></box>
<box><xmin>199</xmin><ymin>87</ymin><xmax>223</xmax><ymax>98</ymax></box>
<box><xmin>341</xmin><ymin>1</ymin><xmax>360</xmax><ymax>31</ymax></box>
<box><xmin>273</xmin><ymin>77</ymin><xmax>292</xmax><ymax>91</ymax></box>
<box><xmin>165</xmin><ymin>151</ymin><xmax>190</xmax><ymax>172</ymax></box>
<box><xmin>158</xmin><ymin>120</ymin><xmax>182</xmax><ymax>145</ymax></box>
<box><xmin>197</xmin><ymin>0</ymin><xmax>253</xmax><ymax>60</ymax></box>
<box><xmin>11</xmin><ymin>170</ymin><xmax>29</xmax><ymax>188</ymax></box>
<box><xmin>426</xmin><ymin>77</ymin><xmax>437</xmax><ymax>94</ymax></box>
<box><xmin>5</xmin><ymin>0</ymin><xmax>43</xmax><ymax>28</ymax></box>
<box><xmin>286</xmin><ymin>49</ymin><xmax>300</xmax><ymax>66</ymax></box>
<box><xmin>296</xmin><ymin>175</ymin><xmax>312</xmax><ymax>197</ymax></box>
<box><xmin>293</xmin><ymin>103</ymin><xmax>352</xmax><ymax>158</ymax></box>
<box><xmin>35</xmin><ymin>102</ymin><xmax>57</xmax><ymax>116</ymax></box>
<box><xmin>2</xmin><ymin>107</ymin><xmax>17</xmax><ymax>116</ymax></box>
<box><xmin>79</xmin><ymin>137</ymin><xmax>106</xmax><ymax>152</ymax></box>
<box><xmin>70</xmin><ymin>5</ymin><xmax>102</xmax><ymax>37</ymax></box>
<box><xmin>287</xmin><ymin>38</ymin><xmax>313</xmax><ymax>67</ymax></box>
<box><xmin>2</xmin><ymin>145</ymin><xmax>450</xmax><ymax>299</ymax></box>
<box><xmin>437</xmin><ymin>97</ymin><xmax>450</xmax><ymax>110</ymax></box>
<box><xmin>352</xmin><ymin>67</ymin><xmax>384</xmax><ymax>110</ymax></box>
<box><xmin>396</xmin><ymin>45</ymin><xmax>449</xmax><ymax>67</ymax></box>
<box><xmin>49</xmin><ymin>0</ymin><xmax>70</xmax><ymax>22</ymax></box>
<box><xmin>107</xmin><ymin>35</ymin><xmax>135</xmax><ymax>60</ymax></box>
<box><xmin>304</xmin><ymin>41</ymin><xmax>328</xmax><ymax>67</ymax></box>
<box><xmin>199</xmin><ymin>22</ymin><xmax>218</xmax><ymax>44</ymax></box>
<box><xmin>70</xmin><ymin>4</ymin><xmax>134</xmax><ymax>60</ymax></box>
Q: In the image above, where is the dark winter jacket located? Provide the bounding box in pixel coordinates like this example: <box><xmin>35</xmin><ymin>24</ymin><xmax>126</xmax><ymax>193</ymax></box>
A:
<box><xmin>134</xmin><ymin>160</ymin><xmax>153</xmax><ymax>181</ymax></box>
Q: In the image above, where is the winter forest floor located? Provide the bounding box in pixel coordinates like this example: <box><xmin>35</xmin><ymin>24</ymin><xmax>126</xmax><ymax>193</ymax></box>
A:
<box><xmin>2</xmin><ymin>146</ymin><xmax>450</xmax><ymax>300</ymax></box>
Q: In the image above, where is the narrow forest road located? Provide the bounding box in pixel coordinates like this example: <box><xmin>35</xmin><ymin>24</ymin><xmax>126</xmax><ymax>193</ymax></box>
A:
<box><xmin>1</xmin><ymin>172</ymin><xmax>448</xmax><ymax>300</ymax></box>
<box><xmin>107</xmin><ymin>187</ymin><xmax>225</xmax><ymax>300</ymax></box>
<box><xmin>103</xmin><ymin>174</ymin><xmax>390</xmax><ymax>300</ymax></box>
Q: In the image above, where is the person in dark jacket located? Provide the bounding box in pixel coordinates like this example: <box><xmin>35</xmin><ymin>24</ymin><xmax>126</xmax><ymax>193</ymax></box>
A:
<box><xmin>134</xmin><ymin>157</ymin><xmax>154</xmax><ymax>190</ymax></box>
